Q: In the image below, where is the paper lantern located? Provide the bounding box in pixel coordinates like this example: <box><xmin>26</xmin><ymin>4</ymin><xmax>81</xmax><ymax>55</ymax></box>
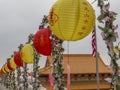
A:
<box><xmin>1</xmin><ymin>66</ymin><xmax>7</xmax><ymax>74</ymax></box>
<box><xmin>14</xmin><ymin>51</ymin><xmax>23</xmax><ymax>67</ymax></box>
<box><xmin>10</xmin><ymin>57</ymin><xmax>17</xmax><ymax>70</ymax></box>
<box><xmin>0</xmin><ymin>69</ymin><xmax>5</xmax><ymax>75</ymax></box>
<box><xmin>0</xmin><ymin>70</ymin><xmax>4</xmax><ymax>75</ymax></box>
<box><xmin>7</xmin><ymin>61</ymin><xmax>14</xmax><ymax>71</ymax></box>
<box><xmin>21</xmin><ymin>44</ymin><xmax>34</xmax><ymax>64</ymax></box>
<box><xmin>4</xmin><ymin>64</ymin><xmax>10</xmax><ymax>72</ymax></box>
<box><xmin>48</xmin><ymin>0</ymin><xmax>95</xmax><ymax>41</ymax></box>
<box><xmin>33</xmin><ymin>28</ymin><xmax>52</xmax><ymax>56</ymax></box>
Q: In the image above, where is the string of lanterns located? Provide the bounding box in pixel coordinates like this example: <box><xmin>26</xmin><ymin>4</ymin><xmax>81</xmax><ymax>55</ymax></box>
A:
<box><xmin>0</xmin><ymin>0</ymin><xmax>95</xmax><ymax>90</ymax></box>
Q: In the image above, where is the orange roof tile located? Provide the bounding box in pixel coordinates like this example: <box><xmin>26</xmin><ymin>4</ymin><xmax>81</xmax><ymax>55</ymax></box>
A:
<box><xmin>40</xmin><ymin>54</ymin><xmax>112</xmax><ymax>75</ymax></box>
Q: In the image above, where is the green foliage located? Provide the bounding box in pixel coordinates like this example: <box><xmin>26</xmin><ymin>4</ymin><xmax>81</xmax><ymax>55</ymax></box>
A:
<box><xmin>98</xmin><ymin>0</ymin><xmax>119</xmax><ymax>90</ymax></box>
<box><xmin>52</xmin><ymin>34</ymin><xmax>65</xmax><ymax>89</ymax></box>
<box><xmin>97</xmin><ymin>12</ymin><xmax>106</xmax><ymax>21</ymax></box>
<box><xmin>98</xmin><ymin>26</ymin><xmax>108</xmax><ymax>32</ymax></box>
<box><xmin>110</xmin><ymin>36</ymin><xmax>116</xmax><ymax>42</ymax></box>
<box><xmin>116</xmin><ymin>85</ymin><xmax>120</xmax><ymax>90</ymax></box>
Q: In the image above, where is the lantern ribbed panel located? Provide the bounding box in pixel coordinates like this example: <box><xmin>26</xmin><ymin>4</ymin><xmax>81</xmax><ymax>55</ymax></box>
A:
<box><xmin>10</xmin><ymin>57</ymin><xmax>17</xmax><ymax>70</ymax></box>
<box><xmin>21</xmin><ymin>44</ymin><xmax>34</xmax><ymax>64</ymax></box>
<box><xmin>14</xmin><ymin>51</ymin><xmax>23</xmax><ymax>67</ymax></box>
<box><xmin>48</xmin><ymin>0</ymin><xmax>95</xmax><ymax>41</ymax></box>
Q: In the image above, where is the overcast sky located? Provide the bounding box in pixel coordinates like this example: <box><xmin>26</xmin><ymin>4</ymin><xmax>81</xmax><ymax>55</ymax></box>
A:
<box><xmin>0</xmin><ymin>0</ymin><xmax>120</xmax><ymax>69</ymax></box>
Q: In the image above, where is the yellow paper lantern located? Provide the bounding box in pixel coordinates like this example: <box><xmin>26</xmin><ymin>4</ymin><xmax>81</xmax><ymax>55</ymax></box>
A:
<box><xmin>48</xmin><ymin>0</ymin><xmax>95</xmax><ymax>41</ymax></box>
<box><xmin>10</xmin><ymin>57</ymin><xmax>17</xmax><ymax>70</ymax></box>
<box><xmin>4</xmin><ymin>64</ymin><xmax>10</xmax><ymax>72</ymax></box>
<box><xmin>21</xmin><ymin>44</ymin><xmax>34</xmax><ymax>64</ymax></box>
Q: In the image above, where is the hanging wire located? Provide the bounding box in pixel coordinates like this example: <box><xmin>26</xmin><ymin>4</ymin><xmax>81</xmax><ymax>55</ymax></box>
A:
<box><xmin>67</xmin><ymin>41</ymin><xmax>70</xmax><ymax>90</ymax></box>
<box><xmin>94</xmin><ymin>26</ymin><xmax>100</xmax><ymax>90</ymax></box>
<box><xmin>67</xmin><ymin>41</ymin><xmax>70</xmax><ymax>64</ymax></box>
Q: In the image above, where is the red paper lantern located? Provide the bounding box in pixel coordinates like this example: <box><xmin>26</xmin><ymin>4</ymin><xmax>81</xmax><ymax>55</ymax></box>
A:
<box><xmin>7</xmin><ymin>61</ymin><xmax>14</xmax><ymax>71</ymax></box>
<box><xmin>14</xmin><ymin>51</ymin><xmax>23</xmax><ymax>67</ymax></box>
<box><xmin>33</xmin><ymin>28</ymin><xmax>52</xmax><ymax>56</ymax></box>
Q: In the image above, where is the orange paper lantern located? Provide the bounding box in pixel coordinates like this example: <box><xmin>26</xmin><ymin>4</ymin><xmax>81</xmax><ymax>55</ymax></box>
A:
<box><xmin>33</xmin><ymin>28</ymin><xmax>52</xmax><ymax>56</ymax></box>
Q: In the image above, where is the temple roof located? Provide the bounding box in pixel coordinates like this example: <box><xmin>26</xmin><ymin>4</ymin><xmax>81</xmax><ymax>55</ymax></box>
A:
<box><xmin>39</xmin><ymin>54</ymin><xmax>112</xmax><ymax>75</ymax></box>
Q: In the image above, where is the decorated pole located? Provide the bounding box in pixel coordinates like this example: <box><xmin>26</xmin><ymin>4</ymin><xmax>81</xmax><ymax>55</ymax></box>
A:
<box><xmin>16</xmin><ymin>66</ymin><xmax>21</xmax><ymax>88</ymax></box>
<box><xmin>12</xmin><ymin>70</ymin><xmax>16</xmax><ymax>90</ymax></box>
<box><xmin>16</xmin><ymin>44</ymin><xmax>23</xmax><ymax>89</ymax></box>
<box><xmin>3</xmin><ymin>59</ymin><xmax>11</xmax><ymax>89</ymax></box>
<box><xmin>5</xmin><ymin>55</ymin><xmax>17</xmax><ymax>90</ymax></box>
<box><xmin>23</xmin><ymin>62</ymin><xmax>28</xmax><ymax>90</ymax></box>
<box><xmin>92</xmin><ymin>26</ymin><xmax>100</xmax><ymax>90</ymax></box>
<box><xmin>33</xmin><ymin>48</ymin><xmax>40</xmax><ymax>90</ymax></box>
<box><xmin>6</xmin><ymin>58</ymin><xmax>13</xmax><ymax>89</ymax></box>
<box><xmin>97</xmin><ymin>0</ymin><xmax>119</xmax><ymax>89</ymax></box>
<box><xmin>22</xmin><ymin>34</ymin><xmax>34</xmax><ymax>90</ymax></box>
<box><xmin>2</xmin><ymin>71</ymin><xmax>8</xmax><ymax>88</ymax></box>
<box><xmin>51</xmin><ymin>35</ymin><xmax>64</xmax><ymax>90</ymax></box>
<box><xmin>10</xmin><ymin>55</ymin><xmax>17</xmax><ymax>90</ymax></box>
<box><xmin>7</xmin><ymin>70</ymin><xmax>11</xmax><ymax>89</ymax></box>
<box><xmin>3</xmin><ymin>74</ymin><xmax>7</xmax><ymax>87</ymax></box>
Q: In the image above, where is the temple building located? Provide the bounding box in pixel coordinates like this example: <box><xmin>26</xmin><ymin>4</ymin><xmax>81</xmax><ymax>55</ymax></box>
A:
<box><xmin>39</xmin><ymin>54</ymin><xmax>112</xmax><ymax>90</ymax></box>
